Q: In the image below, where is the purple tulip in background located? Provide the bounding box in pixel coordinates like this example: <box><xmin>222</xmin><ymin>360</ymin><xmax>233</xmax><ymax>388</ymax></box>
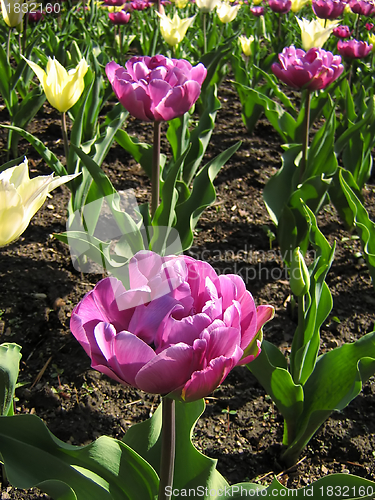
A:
<box><xmin>70</xmin><ymin>251</ymin><xmax>274</xmax><ymax>402</ymax></box>
<box><xmin>366</xmin><ymin>22</ymin><xmax>374</xmax><ymax>29</ymax></box>
<box><xmin>271</xmin><ymin>46</ymin><xmax>344</xmax><ymax>90</ymax></box>
<box><xmin>106</xmin><ymin>55</ymin><xmax>207</xmax><ymax>122</ymax></box>
<box><xmin>109</xmin><ymin>10</ymin><xmax>131</xmax><ymax>24</ymax></box>
<box><xmin>333</xmin><ymin>25</ymin><xmax>352</xmax><ymax>38</ymax></box>
<box><xmin>268</xmin><ymin>0</ymin><xmax>291</xmax><ymax>13</ymax></box>
<box><xmin>250</xmin><ymin>5</ymin><xmax>265</xmax><ymax>15</ymax></box>
<box><xmin>104</xmin><ymin>0</ymin><xmax>127</xmax><ymax>6</ymax></box>
<box><xmin>27</xmin><ymin>10</ymin><xmax>44</xmax><ymax>22</ymax></box>
<box><xmin>337</xmin><ymin>38</ymin><xmax>373</xmax><ymax>57</ymax></box>
<box><xmin>349</xmin><ymin>0</ymin><xmax>375</xmax><ymax>15</ymax></box>
<box><xmin>312</xmin><ymin>0</ymin><xmax>347</xmax><ymax>19</ymax></box>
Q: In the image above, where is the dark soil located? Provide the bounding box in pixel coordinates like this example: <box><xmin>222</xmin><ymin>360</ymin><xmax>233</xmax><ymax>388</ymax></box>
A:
<box><xmin>1</xmin><ymin>77</ymin><xmax>375</xmax><ymax>499</ymax></box>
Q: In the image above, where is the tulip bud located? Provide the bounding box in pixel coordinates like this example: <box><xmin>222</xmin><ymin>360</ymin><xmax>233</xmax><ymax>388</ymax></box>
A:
<box><xmin>290</xmin><ymin>247</ymin><xmax>310</xmax><ymax>297</ymax></box>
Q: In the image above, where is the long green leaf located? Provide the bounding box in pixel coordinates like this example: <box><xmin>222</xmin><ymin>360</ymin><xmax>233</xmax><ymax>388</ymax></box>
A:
<box><xmin>339</xmin><ymin>168</ymin><xmax>375</xmax><ymax>285</ymax></box>
<box><xmin>0</xmin><ymin>414</ymin><xmax>159</xmax><ymax>500</ymax></box>
<box><xmin>283</xmin><ymin>331</ymin><xmax>375</xmax><ymax>466</ymax></box>
<box><xmin>0</xmin><ymin>125</ymin><xmax>67</xmax><ymax>177</ymax></box>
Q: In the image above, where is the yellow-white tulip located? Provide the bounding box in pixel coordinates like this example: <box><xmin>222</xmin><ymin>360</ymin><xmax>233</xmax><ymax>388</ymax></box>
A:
<box><xmin>157</xmin><ymin>12</ymin><xmax>196</xmax><ymax>47</ymax></box>
<box><xmin>291</xmin><ymin>0</ymin><xmax>309</xmax><ymax>13</ymax></box>
<box><xmin>196</xmin><ymin>0</ymin><xmax>221</xmax><ymax>13</ymax></box>
<box><xmin>296</xmin><ymin>17</ymin><xmax>338</xmax><ymax>51</ymax></box>
<box><xmin>0</xmin><ymin>0</ymin><xmax>34</xmax><ymax>28</ymax></box>
<box><xmin>0</xmin><ymin>158</ymin><xmax>78</xmax><ymax>247</ymax></box>
<box><xmin>239</xmin><ymin>35</ymin><xmax>254</xmax><ymax>56</ymax></box>
<box><xmin>24</xmin><ymin>57</ymin><xmax>89</xmax><ymax>113</ymax></box>
<box><xmin>175</xmin><ymin>0</ymin><xmax>189</xmax><ymax>7</ymax></box>
<box><xmin>252</xmin><ymin>0</ymin><xmax>263</xmax><ymax>5</ymax></box>
<box><xmin>216</xmin><ymin>1</ymin><xmax>240</xmax><ymax>23</ymax></box>
<box><xmin>369</xmin><ymin>33</ymin><xmax>375</xmax><ymax>52</ymax></box>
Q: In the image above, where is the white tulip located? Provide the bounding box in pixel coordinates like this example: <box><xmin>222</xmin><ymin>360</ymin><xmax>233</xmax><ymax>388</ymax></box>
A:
<box><xmin>0</xmin><ymin>158</ymin><xmax>78</xmax><ymax>247</ymax></box>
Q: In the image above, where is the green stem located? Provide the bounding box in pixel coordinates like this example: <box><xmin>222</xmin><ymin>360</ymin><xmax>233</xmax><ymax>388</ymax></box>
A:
<box><xmin>22</xmin><ymin>14</ymin><xmax>28</xmax><ymax>54</ymax></box>
<box><xmin>61</xmin><ymin>112</ymin><xmax>70</xmax><ymax>164</ymax></box>
<box><xmin>6</xmin><ymin>28</ymin><xmax>12</xmax><ymax>64</ymax></box>
<box><xmin>300</xmin><ymin>89</ymin><xmax>311</xmax><ymax>184</ymax></box>
<box><xmin>151</xmin><ymin>120</ymin><xmax>161</xmax><ymax>218</ymax></box>
<box><xmin>203</xmin><ymin>13</ymin><xmax>207</xmax><ymax>53</ymax></box>
<box><xmin>158</xmin><ymin>397</ymin><xmax>176</xmax><ymax>500</ymax></box>
<box><xmin>355</xmin><ymin>13</ymin><xmax>360</xmax><ymax>40</ymax></box>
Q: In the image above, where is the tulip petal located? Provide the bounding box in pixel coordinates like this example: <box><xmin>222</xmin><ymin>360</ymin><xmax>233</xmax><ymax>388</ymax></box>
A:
<box><xmin>0</xmin><ymin>181</ymin><xmax>25</xmax><ymax>246</ymax></box>
<box><xmin>203</xmin><ymin>325</ymin><xmax>242</xmax><ymax>360</ymax></box>
<box><xmin>93</xmin><ymin>322</ymin><xmax>116</xmax><ymax>362</ymax></box>
<box><xmin>135</xmin><ymin>343</ymin><xmax>195</xmax><ymax>394</ymax></box>
<box><xmin>106</xmin><ymin>61</ymin><xmax>122</xmax><ymax>84</ymax></box>
<box><xmin>154</xmin><ymin>81</ymin><xmax>201</xmax><ymax>121</ymax></box>
<box><xmin>111</xmin><ymin>331</ymin><xmax>155</xmax><ymax>386</ymax></box>
<box><xmin>180</xmin><ymin>350</ymin><xmax>241</xmax><ymax>402</ymax></box>
<box><xmin>158</xmin><ymin>313</ymin><xmax>212</xmax><ymax>350</ymax></box>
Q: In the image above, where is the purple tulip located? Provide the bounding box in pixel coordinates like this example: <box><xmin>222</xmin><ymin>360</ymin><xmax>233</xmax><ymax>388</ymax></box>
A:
<box><xmin>70</xmin><ymin>251</ymin><xmax>274</xmax><ymax>402</ymax></box>
<box><xmin>312</xmin><ymin>0</ymin><xmax>347</xmax><ymax>19</ymax></box>
<box><xmin>109</xmin><ymin>10</ymin><xmax>131</xmax><ymax>23</ymax></box>
<box><xmin>268</xmin><ymin>0</ymin><xmax>291</xmax><ymax>13</ymax></box>
<box><xmin>104</xmin><ymin>0</ymin><xmax>127</xmax><ymax>5</ymax></box>
<box><xmin>250</xmin><ymin>5</ymin><xmax>265</xmax><ymax>15</ymax></box>
<box><xmin>337</xmin><ymin>38</ymin><xmax>373</xmax><ymax>57</ymax></box>
<box><xmin>333</xmin><ymin>25</ymin><xmax>352</xmax><ymax>38</ymax></box>
<box><xmin>366</xmin><ymin>22</ymin><xmax>374</xmax><ymax>29</ymax></box>
<box><xmin>349</xmin><ymin>0</ymin><xmax>375</xmax><ymax>15</ymax></box>
<box><xmin>27</xmin><ymin>10</ymin><xmax>44</xmax><ymax>22</ymax></box>
<box><xmin>106</xmin><ymin>55</ymin><xmax>207</xmax><ymax>122</ymax></box>
<box><xmin>271</xmin><ymin>46</ymin><xmax>344</xmax><ymax>91</ymax></box>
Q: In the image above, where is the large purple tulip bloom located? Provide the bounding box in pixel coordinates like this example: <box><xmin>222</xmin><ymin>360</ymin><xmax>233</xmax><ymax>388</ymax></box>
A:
<box><xmin>70</xmin><ymin>251</ymin><xmax>274</xmax><ymax>402</ymax></box>
<box><xmin>312</xmin><ymin>0</ymin><xmax>347</xmax><ymax>19</ymax></box>
<box><xmin>271</xmin><ymin>46</ymin><xmax>344</xmax><ymax>91</ymax></box>
<box><xmin>109</xmin><ymin>10</ymin><xmax>131</xmax><ymax>24</ymax></box>
<box><xmin>349</xmin><ymin>0</ymin><xmax>375</xmax><ymax>15</ymax></box>
<box><xmin>106</xmin><ymin>55</ymin><xmax>207</xmax><ymax>122</ymax></box>
<box><xmin>337</xmin><ymin>39</ymin><xmax>373</xmax><ymax>58</ymax></box>
<box><xmin>268</xmin><ymin>0</ymin><xmax>291</xmax><ymax>13</ymax></box>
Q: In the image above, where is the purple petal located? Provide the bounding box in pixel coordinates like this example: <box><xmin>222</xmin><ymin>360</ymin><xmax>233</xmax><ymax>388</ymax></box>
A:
<box><xmin>93</xmin><ymin>322</ymin><xmax>116</xmax><ymax>362</ymax></box>
<box><xmin>202</xmin><ymin>324</ymin><xmax>242</xmax><ymax>360</ymax></box>
<box><xmin>179</xmin><ymin>351</ymin><xmax>241</xmax><ymax>402</ymax></box>
<box><xmin>106</xmin><ymin>61</ymin><xmax>122</xmax><ymax>84</ymax></box>
<box><xmin>111</xmin><ymin>331</ymin><xmax>155</xmax><ymax>386</ymax></box>
<box><xmin>158</xmin><ymin>313</ymin><xmax>212</xmax><ymax>350</ymax></box>
<box><xmin>154</xmin><ymin>81</ymin><xmax>201</xmax><ymax>121</ymax></box>
<box><xmin>135</xmin><ymin>343</ymin><xmax>195</xmax><ymax>394</ymax></box>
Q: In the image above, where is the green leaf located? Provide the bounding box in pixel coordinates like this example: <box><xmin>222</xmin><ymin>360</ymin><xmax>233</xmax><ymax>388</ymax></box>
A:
<box><xmin>0</xmin><ymin>125</ymin><xmax>67</xmax><ymax>178</ymax></box>
<box><xmin>339</xmin><ymin>168</ymin><xmax>375</xmax><ymax>285</ymax></box>
<box><xmin>0</xmin><ymin>414</ymin><xmax>159</xmax><ymax>500</ymax></box>
<box><xmin>114</xmin><ymin>129</ymin><xmax>154</xmax><ymax>180</ymax></box>
<box><xmin>0</xmin><ymin>344</ymin><xmax>21</xmax><ymax>416</ymax></box>
<box><xmin>69</xmin><ymin>146</ymin><xmax>144</xmax><ymax>256</ymax></box>
<box><xmin>123</xmin><ymin>399</ymin><xmax>228</xmax><ymax>499</ymax></box>
<box><xmin>283</xmin><ymin>331</ymin><xmax>375</xmax><ymax>466</ymax></box>
<box><xmin>174</xmin><ymin>142</ymin><xmax>241</xmax><ymax>250</ymax></box>
<box><xmin>247</xmin><ymin>341</ymin><xmax>304</xmax><ymax>447</ymax></box>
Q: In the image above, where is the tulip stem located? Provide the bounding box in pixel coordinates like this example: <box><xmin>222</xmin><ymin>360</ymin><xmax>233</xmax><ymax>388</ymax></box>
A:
<box><xmin>300</xmin><ymin>89</ymin><xmax>311</xmax><ymax>183</ymax></box>
<box><xmin>159</xmin><ymin>397</ymin><xmax>176</xmax><ymax>500</ymax></box>
<box><xmin>151</xmin><ymin>120</ymin><xmax>161</xmax><ymax>218</ymax></box>
<box><xmin>6</xmin><ymin>28</ymin><xmax>11</xmax><ymax>65</ymax></box>
<box><xmin>61</xmin><ymin>112</ymin><xmax>70</xmax><ymax>163</ymax></box>
<box><xmin>203</xmin><ymin>13</ymin><xmax>207</xmax><ymax>53</ymax></box>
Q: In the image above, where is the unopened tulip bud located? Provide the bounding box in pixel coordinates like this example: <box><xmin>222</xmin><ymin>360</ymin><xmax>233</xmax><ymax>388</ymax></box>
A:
<box><xmin>290</xmin><ymin>247</ymin><xmax>310</xmax><ymax>297</ymax></box>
